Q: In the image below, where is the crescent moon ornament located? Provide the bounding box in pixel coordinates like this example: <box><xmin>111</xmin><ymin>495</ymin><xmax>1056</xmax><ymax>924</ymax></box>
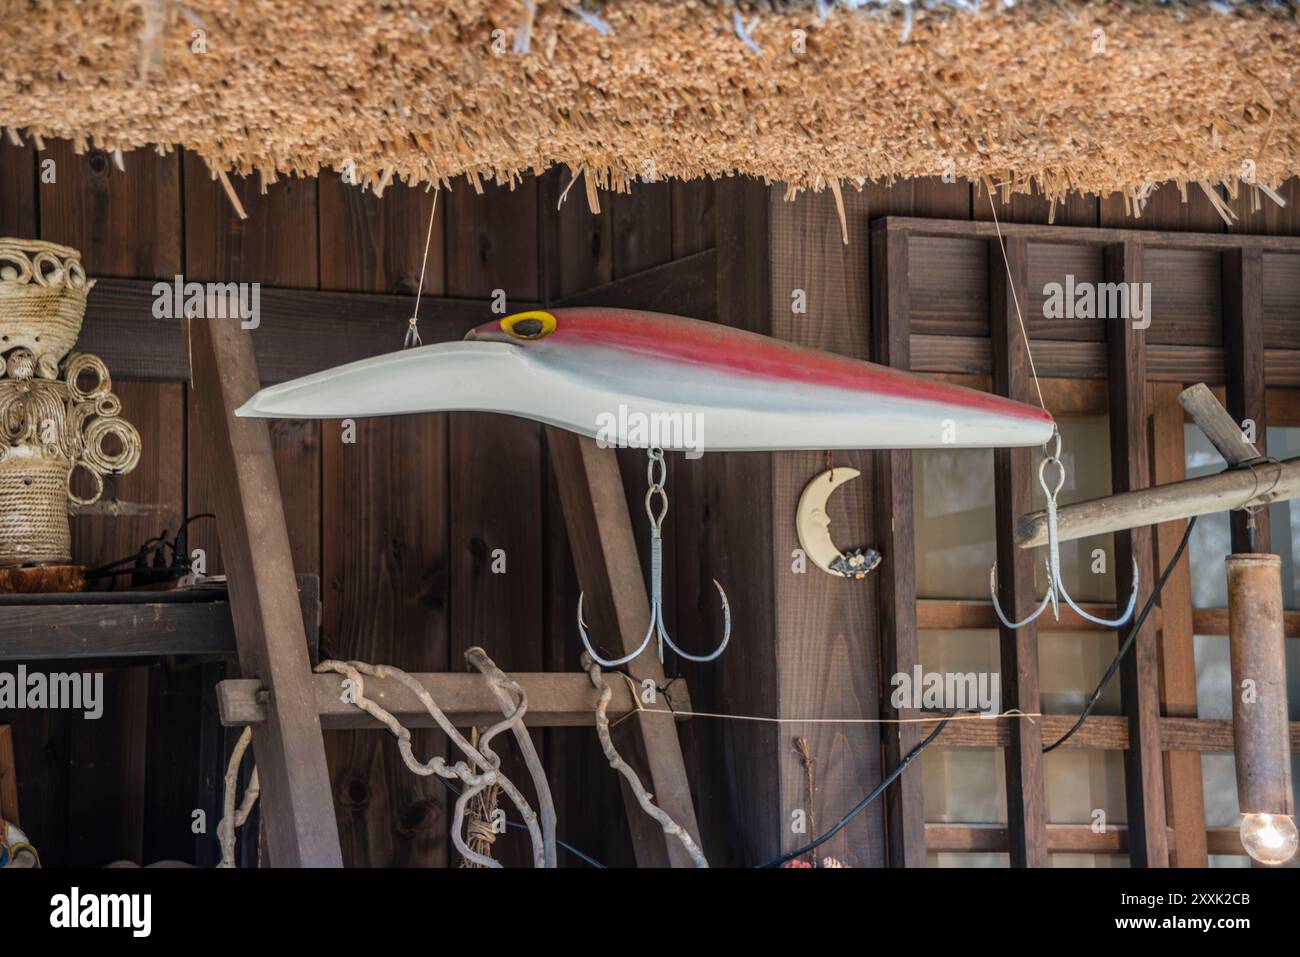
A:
<box><xmin>796</xmin><ymin>468</ymin><xmax>882</xmax><ymax>579</ymax></box>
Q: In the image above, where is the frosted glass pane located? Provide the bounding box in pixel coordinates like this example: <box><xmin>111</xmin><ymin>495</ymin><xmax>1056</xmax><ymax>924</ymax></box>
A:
<box><xmin>919</xmin><ymin>629</ymin><xmax>1004</xmax><ymax>824</ymax></box>
<box><xmin>913</xmin><ymin>417</ymin><xmax>1114</xmax><ymax>600</ymax></box>
<box><xmin>1045</xmin><ymin>749</ymin><xmax>1127</xmax><ymax>824</ymax></box>
<box><xmin>1038</xmin><ymin>630</ymin><xmax>1121</xmax><ymax>716</ymax></box>
<box><xmin>913</xmin><ymin>447</ymin><xmax>995</xmax><ymax>599</ymax></box>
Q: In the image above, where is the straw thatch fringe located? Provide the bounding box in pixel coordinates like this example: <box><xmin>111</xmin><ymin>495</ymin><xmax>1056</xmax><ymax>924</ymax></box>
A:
<box><xmin>0</xmin><ymin>1</ymin><xmax>1297</xmax><ymax>208</ymax></box>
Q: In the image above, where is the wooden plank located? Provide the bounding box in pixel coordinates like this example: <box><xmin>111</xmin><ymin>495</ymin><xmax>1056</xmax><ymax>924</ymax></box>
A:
<box><xmin>552</xmin><ymin>249</ymin><xmax>716</xmax><ymax>319</ymax></box>
<box><xmin>926</xmin><ymin>823</ymin><xmax>1132</xmax><ymax>854</ymax></box>
<box><xmin>669</xmin><ymin>176</ymin><xmax>778</xmax><ymax>866</ymax></box>
<box><xmin>974</xmin><ymin>178</ymin><xmax>1099</xmax><ymax>229</ymax></box>
<box><xmin>40</xmin><ymin>142</ymin><xmax>181</xmax><ymax>278</ymax></box>
<box><xmin>931</xmin><ymin>714</ymin><xmax>1300</xmax><ymax>752</ymax></box>
<box><xmin>447</xmin><ymin>177</ymin><xmax>545</xmax><ymax>868</ymax></box>
<box><xmin>546</xmin><ymin>428</ymin><xmax>704</xmax><ymax>867</ymax></box>
<box><xmin>317</xmin><ymin>171</ymin><xmax>443</xmax><ymax>297</ymax></box>
<box><xmin>539</xmin><ymin>167</ymin><xmax>611</xmax><ymax>300</ymax></box>
<box><xmin>319</xmin><ymin>173</ymin><xmax>451</xmax><ymax>869</ymax></box>
<box><xmin>319</xmin><ymin>183</ymin><xmax>450</xmax><ymax>867</ymax></box>
<box><xmin>0</xmin><ymin>136</ymin><xmax>35</xmax><ymax>236</ymax></box>
<box><xmin>908</xmin><ymin>335</ymin><xmax>1300</xmax><ymax>387</ymax></box>
<box><xmin>870</xmin><ymin>219</ymin><xmax>925</xmax><ymax>866</ymax></box>
<box><xmin>1223</xmin><ymin>246</ymin><xmax>1269</xmax><ymax>553</ymax></box>
<box><xmin>76</xmin><ymin>279</ymin><xmax>501</xmax><ymax>383</ymax></box>
<box><xmin>880</xmin><ymin>213</ymin><xmax>1300</xmax><ymax>253</ymax></box>
<box><xmin>187</xmin><ymin>312</ymin><xmax>342</xmax><ymax>867</ymax></box>
<box><xmin>989</xmin><ymin>234</ymin><xmax>1047</xmax><ymax>866</ymax></box>
<box><xmin>768</xmin><ymin>186</ymin><xmax>882</xmax><ymax>867</ymax></box>
<box><xmin>536</xmin><ymin>168</ymin><xmax>633</xmax><ymax>868</ymax></box>
<box><xmin>218</xmin><ymin>672</ymin><xmax>690</xmax><ymax>729</ymax></box>
<box><xmin>917</xmin><ymin>597</ymin><xmax>1300</xmax><ymax>639</ymax></box>
<box><xmin>0</xmin><ymin>580</ymin><xmax>320</xmax><ymax>660</ymax></box>
<box><xmin>1152</xmin><ymin>383</ymin><xmax>1208</xmax><ymax>867</ymax></box>
<box><xmin>0</xmin><ymin>726</ymin><xmax>17</xmax><ymax>825</ymax></box>
<box><xmin>1106</xmin><ymin>239</ymin><xmax>1168</xmax><ymax>867</ymax></box>
<box><xmin>928</xmin><ymin>823</ymin><xmax>1268</xmax><ymax>856</ymax></box>
<box><xmin>671</xmin><ymin>179</ymin><xmax>715</xmax><ymax>258</ymax></box>
<box><xmin>612</xmin><ymin>180</ymin><xmax>673</xmax><ymax>278</ymax></box>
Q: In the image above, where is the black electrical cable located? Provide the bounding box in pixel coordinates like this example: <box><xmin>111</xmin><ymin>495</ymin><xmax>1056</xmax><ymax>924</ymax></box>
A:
<box><xmin>1042</xmin><ymin>514</ymin><xmax>1197</xmax><ymax>753</ymax></box>
<box><xmin>757</xmin><ymin>711</ymin><xmax>957</xmax><ymax>869</ymax></box>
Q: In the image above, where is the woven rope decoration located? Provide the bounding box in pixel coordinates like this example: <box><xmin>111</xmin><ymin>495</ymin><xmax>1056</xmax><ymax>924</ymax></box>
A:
<box><xmin>0</xmin><ymin>241</ymin><xmax>141</xmax><ymax>567</ymax></box>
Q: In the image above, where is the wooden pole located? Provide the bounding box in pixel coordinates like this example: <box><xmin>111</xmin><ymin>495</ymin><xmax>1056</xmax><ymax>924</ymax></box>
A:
<box><xmin>990</xmin><ymin>235</ymin><xmax>1047</xmax><ymax>867</ymax></box>
<box><xmin>188</xmin><ymin>316</ymin><xmax>343</xmax><ymax>867</ymax></box>
<box><xmin>1014</xmin><ymin>458</ymin><xmax>1300</xmax><ymax>549</ymax></box>
<box><xmin>872</xmin><ymin>220</ymin><xmax>925</xmax><ymax>867</ymax></box>
<box><xmin>1226</xmin><ymin>554</ymin><xmax>1294</xmax><ymax>819</ymax></box>
<box><xmin>545</xmin><ymin>428</ymin><xmax>704</xmax><ymax>867</ymax></box>
<box><xmin>1106</xmin><ymin>241</ymin><xmax>1168</xmax><ymax>867</ymax></box>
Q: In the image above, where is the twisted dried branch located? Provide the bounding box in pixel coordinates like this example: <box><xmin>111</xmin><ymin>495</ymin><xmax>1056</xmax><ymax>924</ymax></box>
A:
<box><xmin>582</xmin><ymin>653</ymin><xmax>707</xmax><ymax>867</ymax></box>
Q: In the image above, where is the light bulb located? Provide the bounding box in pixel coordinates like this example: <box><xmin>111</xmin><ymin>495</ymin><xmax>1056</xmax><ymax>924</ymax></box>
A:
<box><xmin>1240</xmin><ymin>813</ymin><xmax>1299</xmax><ymax>865</ymax></box>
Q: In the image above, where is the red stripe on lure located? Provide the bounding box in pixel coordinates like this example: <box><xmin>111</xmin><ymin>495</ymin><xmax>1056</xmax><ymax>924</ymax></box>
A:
<box><xmin>467</xmin><ymin>307</ymin><xmax>1053</xmax><ymax>427</ymax></box>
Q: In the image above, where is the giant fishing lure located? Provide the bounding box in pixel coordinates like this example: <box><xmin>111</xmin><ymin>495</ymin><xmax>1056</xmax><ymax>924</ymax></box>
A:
<box><xmin>237</xmin><ymin>308</ymin><xmax>1055</xmax><ymax>450</ymax></box>
<box><xmin>239</xmin><ymin>307</ymin><xmax>1056</xmax><ymax>667</ymax></box>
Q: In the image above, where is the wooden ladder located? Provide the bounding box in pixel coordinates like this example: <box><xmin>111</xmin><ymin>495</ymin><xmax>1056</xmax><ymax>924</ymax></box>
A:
<box><xmin>189</xmin><ymin>315</ymin><xmax>703</xmax><ymax>867</ymax></box>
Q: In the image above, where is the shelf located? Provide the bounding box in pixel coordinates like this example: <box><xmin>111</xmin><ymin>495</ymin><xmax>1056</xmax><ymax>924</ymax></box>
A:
<box><xmin>0</xmin><ymin>576</ymin><xmax>319</xmax><ymax>662</ymax></box>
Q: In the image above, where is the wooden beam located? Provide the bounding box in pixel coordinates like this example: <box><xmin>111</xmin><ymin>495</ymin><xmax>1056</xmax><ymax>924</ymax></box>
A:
<box><xmin>1106</xmin><ymin>240</ymin><xmax>1169</xmax><ymax>867</ymax></box>
<box><xmin>0</xmin><ymin>726</ymin><xmax>17</xmax><ymax>825</ymax></box>
<box><xmin>880</xmin><ymin>216</ymin><xmax>1300</xmax><ymax>252</ymax></box>
<box><xmin>871</xmin><ymin>220</ymin><xmax>925</xmax><ymax>866</ymax></box>
<box><xmin>989</xmin><ymin>235</ymin><xmax>1048</xmax><ymax>866</ymax></box>
<box><xmin>926</xmin><ymin>823</ymin><xmax>1136</xmax><ymax>854</ymax></box>
<box><xmin>187</xmin><ymin>315</ymin><xmax>342</xmax><ymax>868</ymax></box>
<box><xmin>910</xmin><ymin>335</ymin><xmax>1300</xmax><ymax>388</ymax></box>
<box><xmin>917</xmin><ymin>597</ymin><xmax>1300</xmax><ymax>637</ymax></box>
<box><xmin>79</xmin><ymin>280</ymin><xmax>506</xmax><ymax>383</ymax></box>
<box><xmin>1223</xmin><ymin>247</ymin><xmax>1269</xmax><ymax>553</ymax></box>
<box><xmin>77</xmin><ymin>254</ymin><xmax>716</xmax><ymax>384</ymax></box>
<box><xmin>218</xmin><ymin>672</ymin><xmax>689</xmax><ymax>729</ymax></box>
<box><xmin>544</xmin><ymin>428</ymin><xmax>703</xmax><ymax>867</ymax></box>
<box><xmin>0</xmin><ymin>577</ymin><xmax>321</xmax><ymax>662</ymax></box>
<box><xmin>930</xmin><ymin>713</ymin><xmax>1300</xmax><ymax>752</ymax></box>
<box><xmin>1153</xmin><ymin>383</ymin><xmax>1209</xmax><ymax>867</ymax></box>
<box><xmin>928</xmin><ymin>823</ymin><xmax>1262</xmax><ymax>857</ymax></box>
<box><xmin>553</xmin><ymin>249</ymin><xmax>716</xmax><ymax>319</ymax></box>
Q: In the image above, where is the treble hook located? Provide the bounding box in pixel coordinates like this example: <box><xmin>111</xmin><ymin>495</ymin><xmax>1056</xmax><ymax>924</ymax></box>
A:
<box><xmin>578</xmin><ymin>448</ymin><xmax>732</xmax><ymax>668</ymax></box>
<box><xmin>990</xmin><ymin>429</ymin><xmax>1139</xmax><ymax>631</ymax></box>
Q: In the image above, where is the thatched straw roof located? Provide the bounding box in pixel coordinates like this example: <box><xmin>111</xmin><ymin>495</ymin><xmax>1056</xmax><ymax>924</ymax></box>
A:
<box><xmin>1</xmin><ymin>1</ymin><xmax>1297</xmax><ymax>211</ymax></box>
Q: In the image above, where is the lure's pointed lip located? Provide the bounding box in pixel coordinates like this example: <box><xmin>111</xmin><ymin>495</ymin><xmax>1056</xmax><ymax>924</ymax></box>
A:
<box><xmin>234</xmin><ymin>340</ymin><xmax>522</xmax><ymax>419</ymax></box>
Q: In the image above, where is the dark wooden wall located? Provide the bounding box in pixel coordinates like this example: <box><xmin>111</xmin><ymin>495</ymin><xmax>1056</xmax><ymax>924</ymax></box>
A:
<box><xmin>3</xmin><ymin>133</ymin><xmax>1297</xmax><ymax>867</ymax></box>
<box><xmin>0</xmin><ymin>139</ymin><xmax>715</xmax><ymax>867</ymax></box>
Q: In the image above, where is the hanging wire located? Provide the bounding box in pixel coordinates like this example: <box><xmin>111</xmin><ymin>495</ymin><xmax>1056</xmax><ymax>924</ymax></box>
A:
<box><xmin>404</xmin><ymin>188</ymin><xmax>440</xmax><ymax>348</ymax></box>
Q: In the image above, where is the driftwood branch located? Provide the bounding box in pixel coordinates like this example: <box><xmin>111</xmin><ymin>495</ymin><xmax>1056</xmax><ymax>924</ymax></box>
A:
<box><xmin>314</xmin><ymin>658</ymin><xmax>548</xmax><ymax>868</ymax></box>
<box><xmin>464</xmin><ymin>645</ymin><xmax>558</xmax><ymax>868</ymax></box>
<box><xmin>582</xmin><ymin>654</ymin><xmax>708</xmax><ymax>868</ymax></box>
<box><xmin>217</xmin><ymin>726</ymin><xmax>261</xmax><ymax>869</ymax></box>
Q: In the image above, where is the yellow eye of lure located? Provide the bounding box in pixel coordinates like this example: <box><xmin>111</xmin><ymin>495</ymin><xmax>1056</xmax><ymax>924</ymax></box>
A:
<box><xmin>501</xmin><ymin>310</ymin><xmax>556</xmax><ymax>341</ymax></box>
